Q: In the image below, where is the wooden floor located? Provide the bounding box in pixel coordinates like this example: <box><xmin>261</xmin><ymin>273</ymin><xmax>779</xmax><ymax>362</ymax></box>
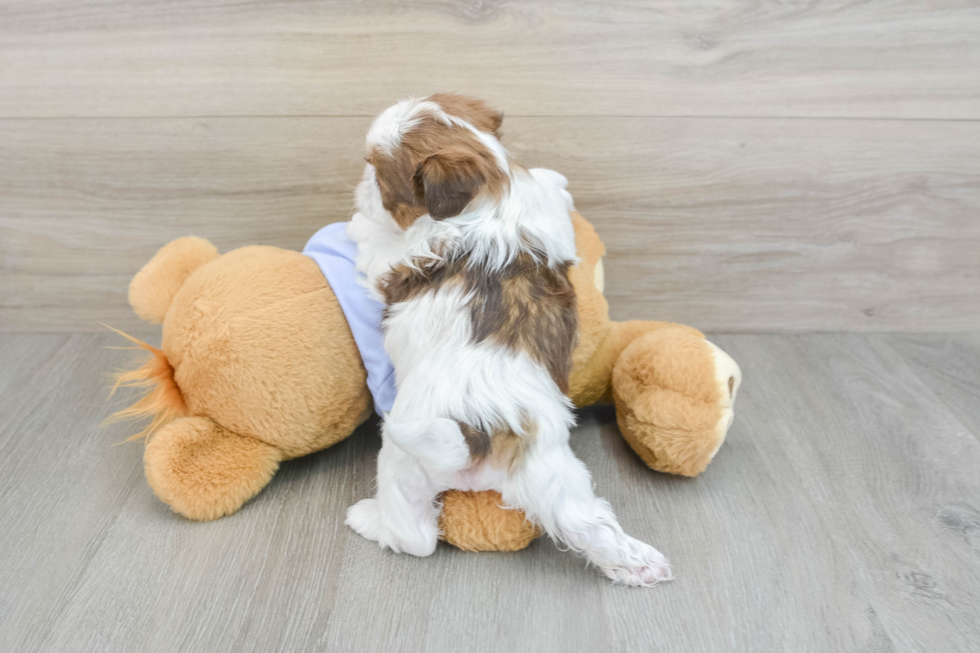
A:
<box><xmin>1</xmin><ymin>332</ymin><xmax>979</xmax><ymax>652</ymax></box>
<box><xmin>2</xmin><ymin>1</ymin><xmax>980</xmax><ymax>333</ymax></box>
<box><xmin>2</xmin><ymin>2</ymin><xmax>979</xmax><ymax>651</ymax></box>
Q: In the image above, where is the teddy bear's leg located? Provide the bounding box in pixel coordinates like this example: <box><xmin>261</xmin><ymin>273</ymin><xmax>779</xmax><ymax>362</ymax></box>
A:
<box><xmin>439</xmin><ymin>490</ymin><xmax>541</xmax><ymax>552</ymax></box>
<box><xmin>144</xmin><ymin>416</ymin><xmax>283</xmax><ymax>521</ymax></box>
<box><xmin>611</xmin><ymin>326</ymin><xmax>742</xmax><ymax>477</ymax></box>
<box><xmin>704</xmin><ymin>339</ymin><xmax>742</xmax><ymax>456</ymax></box>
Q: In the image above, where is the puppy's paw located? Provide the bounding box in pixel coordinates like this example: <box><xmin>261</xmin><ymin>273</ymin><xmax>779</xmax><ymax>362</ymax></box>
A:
<box><xmin>345</xmin><ymin>497</ymin><xmax>439</xmax><ymax>557</ymax></box>
<box><xmin>388</xmin><ymin>522</ymin><xmax>439</xmax><ymax>558</ymax></box>
<box><xmin>603</xmin><ymin>559</ymin><xmax>673</xmax><ymax>587</ymax></box>
<box><xmin>346</xmin><ymin>498</ymin><xmax>382</xmax><ymax>542</ymax></box>
<box><xmin>601</xmin><ymin>542</ymin><xmax>674</xmax><ymax>587</ymax></box>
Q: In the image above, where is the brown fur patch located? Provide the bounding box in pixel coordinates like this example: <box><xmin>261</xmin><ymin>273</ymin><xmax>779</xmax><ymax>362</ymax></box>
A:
<box><xmin>413</xmin><ymin>144</ymin><xmax>492</xmax><ymax>220</ymax></box>
<box><xmin>472</xmin><ymin>256</ymin><xmax>577</xmax><ymax>394</ymax></box>
<box><xmin>459</xmin><ymin>422</ymin><xmax>492</xmax><ymax>460</ymax></box>
<box><xmin>428</xmin><ymin>93</ymin><xmax>503</xmax><ymax>137</ymax></box>
<box><xmin>380</xmin><ymin>252</ymin><xmax>577</xmax><ymax>393</ymax></box>
<box><xmin>458</xmin><ymin>418</ymin><xmax>537</xmax><ymax>471</ymax></box>
<box><xmin>369</xmin><ymin>96</ymin><xmax>508</xmax><ymax>228</ymax></box>
<box><xmin>490</xmin><ymin>417</ymin><xmax>537</xmax><ymax>471</ymax></box>
<box><xmin>371</xmin><ymin>150</ymin><xmax>428</xmax><ymax>228</ymax></box>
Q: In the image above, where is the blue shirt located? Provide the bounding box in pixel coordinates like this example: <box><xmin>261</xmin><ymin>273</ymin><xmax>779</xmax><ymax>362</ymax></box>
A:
<box><xmin>303</xmin><ymin>222</ymin><xmax>396</xmax><ymax>416</ymax></box>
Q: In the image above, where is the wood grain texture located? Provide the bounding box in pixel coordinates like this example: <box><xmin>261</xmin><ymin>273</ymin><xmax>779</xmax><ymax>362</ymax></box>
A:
<box><xmin>2</xmin><ymin>333</ymin><xmax>980</xmax><ymax>652</ymax></box>
<box><xmin>0</xmin><ymin>117</ymin><xmax>366</xmax><ymax>331</ymax></box>
<box><xmin>0</xmin><ymin>334</ymin><xmax>148</xmax><ymax>653</ymax></box>
<box><xmin>1</xmin><ymin>1</ymin><xmax>979</xmax><ymax>119</ymax></box>
<box><xmin>711</xmin><ymin>334</ymin><xmax>980</xmax><ymax>652</ymax></box>
<box><xmin>883</xmin><ymin>334</ymin><xmax>980</xmax><ymax>442</ymax></box>
<box><xmin>2</xmin><ymin>116</ymin><xmax>978</xmax><ymax>332</ymax></box>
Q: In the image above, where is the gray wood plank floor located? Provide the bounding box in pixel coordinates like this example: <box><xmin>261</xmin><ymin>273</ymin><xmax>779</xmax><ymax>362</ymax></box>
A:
<box><xmin>3</xmin><ymin>1</ymin><xmax>980</xmax><ymax>334</ymax></box>
<box><xmin>4</xmin><ymin>117</ymin><xmax>979</xmax><ymax>333</ymax></box>
<box><xmin>2</xmin><ymin>0</ymin><xmax>978</xmax><ymax>119</ymax></box>
<box><xmin>1</xmin><ymin>333</ymin><xmax>979</xmax><ymax>652</ymax></box>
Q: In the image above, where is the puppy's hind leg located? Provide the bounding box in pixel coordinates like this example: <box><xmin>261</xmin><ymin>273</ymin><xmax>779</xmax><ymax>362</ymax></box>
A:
<box><xmin>501</xmin><ymin>432</ymin><xmax>673</xmax><ymax>587</ymax></box>
<box><xmin>346</xmin><ymin>431</ymin><xmax>447</xmax><ymax>557</ymax></box>
<box><xmin>384</xmin><ymin>416</ymin><xmax>472</xmax><ymax>477</ymax></box>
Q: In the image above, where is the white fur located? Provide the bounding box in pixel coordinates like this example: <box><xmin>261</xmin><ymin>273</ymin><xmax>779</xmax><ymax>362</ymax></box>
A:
<box><xmin>366</xmin><ymin>96</ymin><xmax>510</xmax><ymax>172</ymax></box>
<box><xmin>366</xmin><ymin>97</ymin><xmax>434</xmax><ymax>156</ymax></box>
<box><xmin>347</xmin><ymin>166</ymin><xmax>578</xmax><ymax>300</ymax></box>
<box><xmin>345</xmin><ymin>97</ymin><xmax>672</xmax><ymax>587</ymax></box>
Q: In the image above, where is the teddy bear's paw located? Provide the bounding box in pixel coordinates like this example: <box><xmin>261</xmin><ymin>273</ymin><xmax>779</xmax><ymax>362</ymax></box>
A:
<box><xmin>599</xmin><ymin>540</ymin><xmax>673</xmax><ymax>587</ymax></box>
<box><xmin>346</xmin><ymin>498</ymin><xmax>383</xmax><ymax>543</ymax></box>
<box><xmin>704</xmin><ymin>340</ymin><xmax>742</xmax><ymax>461</ymax></box>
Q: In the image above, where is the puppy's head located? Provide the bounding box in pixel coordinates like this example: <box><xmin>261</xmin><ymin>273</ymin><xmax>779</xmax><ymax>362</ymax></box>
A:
<box><xmin>356</xmin><ymin>94</ymin><xmax>509</xmax><ymax>229</ymax></box>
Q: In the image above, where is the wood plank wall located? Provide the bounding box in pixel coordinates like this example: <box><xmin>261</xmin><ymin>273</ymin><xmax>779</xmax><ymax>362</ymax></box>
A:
<box><xmin>1</xmin><ymin>1</ymin><xmax>978</xmax><ymax>332</ymax></box>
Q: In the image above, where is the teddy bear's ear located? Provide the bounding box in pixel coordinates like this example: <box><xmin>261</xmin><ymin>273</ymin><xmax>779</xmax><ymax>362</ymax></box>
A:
<box><xmin>129</xmin><ymin>237</ymin><xmax>220</xmax><ymax>323</ymax></box>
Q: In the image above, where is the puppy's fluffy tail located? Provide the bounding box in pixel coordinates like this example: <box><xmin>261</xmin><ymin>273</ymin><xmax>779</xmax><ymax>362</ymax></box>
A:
<box><xmin>103</xmin><ymin>325</ymin><xmax>187</xmax><ymax>441</ymax></box>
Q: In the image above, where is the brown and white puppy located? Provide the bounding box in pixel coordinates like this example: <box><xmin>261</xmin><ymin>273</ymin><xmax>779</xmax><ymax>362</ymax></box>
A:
<box><xmin>345</xmin><ymin>95</ymin><xmax>671</xmax><ymax>586</ymax></box>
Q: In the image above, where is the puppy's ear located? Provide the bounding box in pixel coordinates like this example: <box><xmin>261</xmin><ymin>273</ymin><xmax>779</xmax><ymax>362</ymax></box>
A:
<box><xmin>489</xmin><ymin>111</ymin><xmax>503</xmax><ymax>138</ymax></box>
<box><xmin>413</xmin><ymin>146</ymin><xmax>487</xmax><ymax>220</ymax></box>
<box><xmin>428</xmin><ymin>94</ymin><xmax>503</xmax><ymax>137</ymax></box>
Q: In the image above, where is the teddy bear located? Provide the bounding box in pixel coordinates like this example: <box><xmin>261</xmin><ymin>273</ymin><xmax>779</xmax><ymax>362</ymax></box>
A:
<box><xmin>111</xmin><ymin>213</ymin><xmax>741</xmax><ymax>552</ymax></box>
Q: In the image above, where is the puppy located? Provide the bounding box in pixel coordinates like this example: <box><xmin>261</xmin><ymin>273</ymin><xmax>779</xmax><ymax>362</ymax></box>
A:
<box><xmin>345</xmin><ymin>94</ymin><xmax>671</xmax><ymax>586</ymax></box>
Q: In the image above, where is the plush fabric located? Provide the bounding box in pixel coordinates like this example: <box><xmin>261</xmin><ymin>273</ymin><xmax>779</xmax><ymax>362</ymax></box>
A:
<box><xmin>129</xmin><ymin>236</ymin><xmax>219</xmax><ymax>324</ymax></box>
<box><xmin>438</xmin><ymin>491</ymin><xmax>540</xmax><ymax>552</ymax></box>
<box><xmin>161</xmin><ymin>246</ymin><xmax>373</xmax><ymax>459</ymax></box>
<box><xmin>144</xmin><ymin>416</ymin><xmax>282</xmax><ymax>521</ymax></box>
<box><xmin>115</xmin><ymin>213</ymin><xmax>740</xmax><ymax>549</ymax></box>
<box><xmin>612</xmin><ymin>326</ymin><xmax>724</xmax><ymax>476</ymax></box>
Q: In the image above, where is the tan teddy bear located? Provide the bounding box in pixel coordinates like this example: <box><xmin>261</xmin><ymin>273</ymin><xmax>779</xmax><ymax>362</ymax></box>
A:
<box><xmin>111</xmin><ymin>213</ymin><xmax>740</xmax><ymax>552</ymax></box>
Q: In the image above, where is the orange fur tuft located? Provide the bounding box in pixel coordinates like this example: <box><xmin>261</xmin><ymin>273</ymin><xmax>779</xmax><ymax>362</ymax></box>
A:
<box><xmin>103</xmin><ymin>325</ymin><xmax>187</xmax><ymax>441</ymax></box>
